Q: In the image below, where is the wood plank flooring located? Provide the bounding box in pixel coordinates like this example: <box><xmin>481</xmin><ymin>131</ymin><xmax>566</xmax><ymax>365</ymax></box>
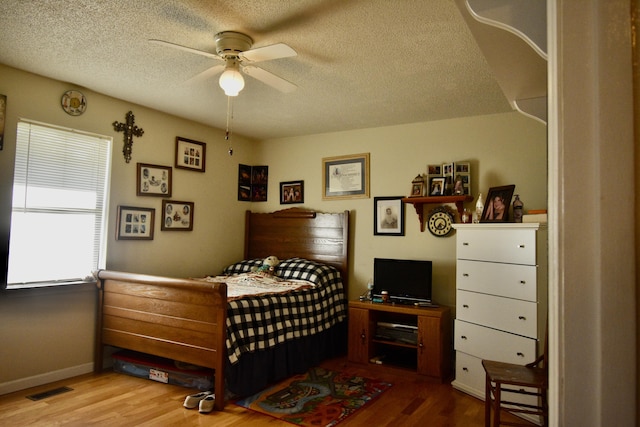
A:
<box><xmin>0</xmin><ymin>357</ymin><xmax>535</xmax><ymax>426</ymax></box>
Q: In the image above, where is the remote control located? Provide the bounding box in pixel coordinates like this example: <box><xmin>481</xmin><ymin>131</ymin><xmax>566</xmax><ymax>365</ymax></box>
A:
<box><xmin>414</xmin><ymin>302</ymin><xmax>439</xmax><ymax>308</ymax></box>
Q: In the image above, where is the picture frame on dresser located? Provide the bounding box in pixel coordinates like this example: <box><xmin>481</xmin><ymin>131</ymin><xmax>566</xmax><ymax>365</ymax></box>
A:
<box><xmin>481</xmin><ymin>185</ymin><xmax>515</xmax><ymax>222</ymax></box>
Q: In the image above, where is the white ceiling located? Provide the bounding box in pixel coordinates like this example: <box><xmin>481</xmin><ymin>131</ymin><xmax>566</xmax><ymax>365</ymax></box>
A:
<box><xmin>0</xmin><ymin>0</ymin><xmax>513</xmax><ymax>140</ymax></box>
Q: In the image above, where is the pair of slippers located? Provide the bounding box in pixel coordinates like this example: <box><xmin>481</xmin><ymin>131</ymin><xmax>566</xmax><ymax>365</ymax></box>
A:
<box><xmin>183</xmin><ymin>391</ymin><xmax>215</xmax><ymax>413</ymax></box>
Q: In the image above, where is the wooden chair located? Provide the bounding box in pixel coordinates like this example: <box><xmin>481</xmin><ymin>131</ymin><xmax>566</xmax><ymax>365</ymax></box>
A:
<box><xmin>481</xmin><ymin>329</ymin><xmax>548</xmax><ymax>426</ymax></box>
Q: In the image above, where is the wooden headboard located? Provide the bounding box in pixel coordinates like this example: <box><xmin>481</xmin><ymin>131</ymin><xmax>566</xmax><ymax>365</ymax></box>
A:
<box><xmin>244</xmin><ymin>208</ymin><xmax>350</xmax><ymax>288</ymax></box>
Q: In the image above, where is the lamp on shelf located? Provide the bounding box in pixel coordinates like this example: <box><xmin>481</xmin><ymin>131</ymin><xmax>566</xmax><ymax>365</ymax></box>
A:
<box><xmin>219</xmin><ymin>58</ymin><xmax>244</xmax><ymax>97</ymax></box>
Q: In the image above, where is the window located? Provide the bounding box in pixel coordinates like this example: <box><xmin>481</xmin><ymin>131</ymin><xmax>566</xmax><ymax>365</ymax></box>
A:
<box><xmin>5</xmin><ymin>120</ymin><xmax>112</xmax><ymax>289</ymax></box>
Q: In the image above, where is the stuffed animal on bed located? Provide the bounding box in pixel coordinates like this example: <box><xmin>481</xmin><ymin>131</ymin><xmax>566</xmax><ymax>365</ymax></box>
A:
<box><xmin>254</xmin><ymin>255</ymin><xmax>280</xmax><ymax>276</ymax></box>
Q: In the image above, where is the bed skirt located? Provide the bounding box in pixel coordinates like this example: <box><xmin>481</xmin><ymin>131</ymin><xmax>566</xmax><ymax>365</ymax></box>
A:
<box><xmin>225</xmin><ymin>320</ymin><xmax>347</xmax><ymax>396</ymax></box>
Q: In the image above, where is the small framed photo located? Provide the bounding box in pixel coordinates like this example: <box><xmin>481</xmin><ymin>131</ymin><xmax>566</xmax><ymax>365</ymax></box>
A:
<box><xmin>429</xmin><ymin>177</ymin><xmax>446</xmax><ymax>196</ymax></box>
<box><xmin>410</xmin><ymin>182</ymin><xmax>424</xmax><ymax>197</ymax></box>
<box><xmin>280</xmin><ymin>180</ymin><xmax>304</xmax><ymax>204</ymax></box>
<box><xmin>428</xmin><ymin>164</ymin><xmax>442</xmax><ymax>175</ymax></box>
<box><xmin>238</xmin><ymin>164</ymin><xmax>252</xmax><ymax>201</ymax></box>
<box><xmin>116</xmin><ymin>206</ymin><xmax>155</xmax><ymax>240</ymax></box>
<box><xmin>175</xmin><ymin>137</ymin><xmax>206</xmax><ymax>172</ymax></box>
<box><xmin>161</xmin><ymin>200</ymin><xmax>194</xmax><ymax>231</ymax></box>
<box><xmin>137</xmin><ymin>163</ymin><xmax>172</xmax><ymax>197</ymax></box>
<box><xmin>481</xmin><ymin>185</ymin><xmax>516</xmax><ymax>222</ymax></box>
<box><xmin>454</xmin><ymin>162</ymin><xmax>471</xmax><ymax>195</ymax></box>
<box><xmin>442</xmin><ymin>162</ymin><xmax>455</xmax><ymax>195</ymax></box>
<box><xmin>322</xmin><ymin>153</ymin><xmax>370</xmax><ymax>200</ymax></box>
<box><xmin>374</xmin><ymin>196</ymin><xmax>405</xmax><ymax>236</ymax></box>
<box><xmin>251</xmin><ymin>166</ymin><xmax>269</xmax><ymax>202</ymax></box>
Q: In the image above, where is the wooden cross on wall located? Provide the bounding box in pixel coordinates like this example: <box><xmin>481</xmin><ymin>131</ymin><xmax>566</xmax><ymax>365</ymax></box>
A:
<box><xmin>113</xmin><ymin>111</ymin><xmax>144</xmax><ymax>163</ymax></box>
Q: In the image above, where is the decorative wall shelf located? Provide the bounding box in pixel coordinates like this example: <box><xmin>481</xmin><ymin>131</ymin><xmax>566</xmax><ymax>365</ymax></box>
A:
<box><xmin>402</xmin><ymin>195</ymin><xmax>474</xmax><ymax>232</ymax></box>
<box><xmin>454</xmin><ymin>0</ymin><xmax>547</xmax><ymax>124</ymax></box>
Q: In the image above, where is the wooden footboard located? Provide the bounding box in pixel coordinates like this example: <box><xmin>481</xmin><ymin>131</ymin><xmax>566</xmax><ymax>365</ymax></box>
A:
<box><xmin>95</xmin><ymin>270</ymin><xmax>227</xmax><ymax>411</ymax></box>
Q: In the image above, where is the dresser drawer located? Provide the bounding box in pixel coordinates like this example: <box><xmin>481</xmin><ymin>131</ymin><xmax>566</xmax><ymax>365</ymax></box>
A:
<box><xmin>454</xmin><ymin>320</ymin><xmax>537</xmax><ymax>364</ymax></box>
<box><xmin>456</xmin><ymin>290</ymin><xmax>538</xmax><ymax>338</ymax></box>
<box><xmin>454</xmin><ymin>351</ymin><xmax>485</xmax><ymax>395</ymax></box>
<box><xmin>456</xmin><ymin>228</ymin><xmax>537</xmax><ymax>265</ymax></box>
<box><xmin>454</xmin><ymin>351</ymin><xmax>541</xmax><ymax>409</ymax></box>
<box><xmin>456</xmin><ymin>260</ymin><xmax>538</xmax><ymax>301</ymax></box>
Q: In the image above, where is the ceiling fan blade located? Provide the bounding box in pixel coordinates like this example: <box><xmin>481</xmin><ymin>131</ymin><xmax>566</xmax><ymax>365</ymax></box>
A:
<box><xmin>242</xmin><ymin>65</ymin><xmax>297</xmax><ymax>93</ymax></box>
<box><xmin>184</xmin><ymin>64</ymin><xmax>225</xmax><ymax>84</ymax></box>
<box><xmin>240</xmin><ymin>43</ymin><xmax>297</xmax><ymax>63</ymax></box>
<box><xmin>149</xmin><ymin>39</ymin><xmax>222</xmax><ymax>61</ymax></box>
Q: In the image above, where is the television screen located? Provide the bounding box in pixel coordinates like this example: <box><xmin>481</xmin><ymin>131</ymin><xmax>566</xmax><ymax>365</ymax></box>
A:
<box><xmin>373</xmin><ymin>258</ymin><xmax>433</xmax><ymax>304</ymax></box>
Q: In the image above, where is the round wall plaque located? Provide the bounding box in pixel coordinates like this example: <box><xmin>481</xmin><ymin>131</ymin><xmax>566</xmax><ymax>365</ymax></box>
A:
<box><xmin>61</xmin><ymin>90</ymin><xmax>87</xmax><ymax>116</ymax></box>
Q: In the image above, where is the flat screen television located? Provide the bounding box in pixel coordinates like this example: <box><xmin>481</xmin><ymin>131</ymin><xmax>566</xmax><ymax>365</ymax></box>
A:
<box><xmin>373</xmin><ymin>258</ymin><xmax>433</xmax><ymax>305</ymax></box>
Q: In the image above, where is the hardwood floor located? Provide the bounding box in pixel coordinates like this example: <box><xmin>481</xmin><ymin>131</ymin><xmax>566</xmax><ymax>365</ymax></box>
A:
<box><xmin>0</xmin><ymin>357</ymin><xmax>535</xmax><ymax>426</ymax></box>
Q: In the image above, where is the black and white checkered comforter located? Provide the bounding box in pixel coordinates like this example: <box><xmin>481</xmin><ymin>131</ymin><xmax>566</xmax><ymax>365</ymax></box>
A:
<box><xmin>222</xmin><ymin>257</ymin><xmax>346</xmax><ymax>364</ymax></box>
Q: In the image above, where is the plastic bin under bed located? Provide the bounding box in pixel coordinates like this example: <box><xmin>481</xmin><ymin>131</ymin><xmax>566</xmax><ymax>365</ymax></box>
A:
<box><xmin>112</xmin><ymin>350</ymin><xmax>214</xmax><ymax>391</ymax></box>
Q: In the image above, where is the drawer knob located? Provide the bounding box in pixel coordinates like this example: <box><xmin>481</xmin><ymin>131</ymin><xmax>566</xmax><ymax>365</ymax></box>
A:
<box><xmin>462</xmin><ymin>242</ymin><xmax>469</xmax><ymax>246</ymax></box>
<box><xmin>461</xmin><ymin>335</ymin><xmax>467</xmax><ymax>340</ymax></box>
<box><xmin>463</xmin><ymin>273</ymin><xmax>469</xmax><ymax>277</ymax></box>
<box><xmin>462</xmin><ymin>367</ymin><xmax>469</xmax><ymax>372</ymax></box>
<box><xmin>463</xmin><ymin>304</ymin><xmax>469</xmax><ymax>308</ymax></box>
<box><xmin>520</xmin><ymin>280</ymin><xmax>526</xmax><ymax>284</ymax></box>
<box><xmin>518</xmin><ymin>316</ymin><xmax>527</xmax><ymax>320</ymax></box>
<box><xmin>517</xmin><ymin>244</ymin><xmax>526</xmax><ymax>248</ymax></box>
<box><xmin>517</xmin><ymin>352</ymin><xmax>525</xmax><ymax>357</ymax></box>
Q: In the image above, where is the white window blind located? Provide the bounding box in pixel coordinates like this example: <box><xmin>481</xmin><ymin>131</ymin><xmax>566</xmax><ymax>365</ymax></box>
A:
<box><xmin>7</xmin><ymin>120</ymin><xmax>112</xmax><ymax>288</ymax></box>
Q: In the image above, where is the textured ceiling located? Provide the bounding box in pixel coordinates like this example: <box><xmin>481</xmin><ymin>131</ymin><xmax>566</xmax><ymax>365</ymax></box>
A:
<box><xmin>0</xmin><ymin>0</ymin><xmax>512</xmax><ymax>140</ymax></box>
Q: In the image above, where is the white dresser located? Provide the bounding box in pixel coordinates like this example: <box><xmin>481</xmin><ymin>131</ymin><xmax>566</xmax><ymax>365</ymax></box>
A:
<box><xmin>451</xmin><ymin>223</ymin><xmax>547</xmax><ymax>403</ymax></box>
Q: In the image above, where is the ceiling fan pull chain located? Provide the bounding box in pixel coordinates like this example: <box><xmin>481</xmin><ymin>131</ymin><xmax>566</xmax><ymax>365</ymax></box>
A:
<box><xmin>226</xmin><ymin>95</ymin><xmax>234</xmax><ymax>155</ymax></box>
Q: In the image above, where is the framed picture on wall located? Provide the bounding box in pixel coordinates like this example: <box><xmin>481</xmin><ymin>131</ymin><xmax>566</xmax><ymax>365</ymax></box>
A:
<box><xmin>175</xmin><ymin>137</ymin><xmax>206</xmax><ymax>172</ymax></box>
<box><xmin>374</xmin><ymin>196</ymin><xmax>405</xmax><ymax>236</ymax></box>
<box><xmin>280</xmin><ymin>180</ymin><xmax>304</xmax><ymax>204</ymax></box>
<box><xmin>322</xmin><ymin>153</ymin><xmax>370</xmax><ymax>200</ymax></box>
<box><xmin>251</xmin><ymin>166</ymin><xmax>269</xmax><ymax>202</ymax></box>
<box><xmin>136</xmin><ymin>163</ymin><xmax>172</xmax><ymax>197</ymax></box>
<box><xmin>481</xmin><ymin>185</ymin><xmax>515</xmax><ymax>222</ymax></box>
<box><xmin>161</xmin><ymin>200</ymin><xmax>194</xmax><ymax>231</ymax></box>
<box><xmin>116</xmin><ymin>206</ymin><xmax>155</xmax><ymax>240</ymax></box>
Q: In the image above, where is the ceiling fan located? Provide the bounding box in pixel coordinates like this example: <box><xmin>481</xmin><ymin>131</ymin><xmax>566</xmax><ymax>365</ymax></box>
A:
<box><xmin>149</xmin><ymin>31</ymin><xmax>297</xmax><ymax>96</ymax></box>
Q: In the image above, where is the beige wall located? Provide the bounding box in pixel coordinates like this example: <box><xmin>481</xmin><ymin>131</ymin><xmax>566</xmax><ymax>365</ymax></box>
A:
<box><xmin>0</xmin><ymin>64</ymin><xmax>255</xmax><ymax>391</ymax></box>
<box><xmin>256</xmin><ymin>115</ymin><xmax>547</xmax><ymax>303</ymax></box>
<box><xmin>0</xmin><ymin>64</ymin><xmax>546</xmax><ymax>392</ymax></box>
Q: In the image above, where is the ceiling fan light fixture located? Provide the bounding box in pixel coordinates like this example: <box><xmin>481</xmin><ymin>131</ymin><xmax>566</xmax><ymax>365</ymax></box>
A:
<box><xmin>219</xmin><ymin>59</ymin><xmax>244</xmax><ymax>96</ymax></box>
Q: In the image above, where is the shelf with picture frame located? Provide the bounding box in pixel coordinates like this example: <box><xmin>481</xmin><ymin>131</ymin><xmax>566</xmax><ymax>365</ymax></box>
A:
<box><xmin>402</xmin><ymin>195</ymin><xmax>474</xmax><ymax>232</ymax></box>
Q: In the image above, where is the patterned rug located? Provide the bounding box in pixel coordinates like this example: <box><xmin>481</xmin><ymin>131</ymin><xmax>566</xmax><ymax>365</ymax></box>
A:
<box><xmin>234</xmin><ymin>367</ymin><xmax>392</xmax><ymax>426</ymax></box>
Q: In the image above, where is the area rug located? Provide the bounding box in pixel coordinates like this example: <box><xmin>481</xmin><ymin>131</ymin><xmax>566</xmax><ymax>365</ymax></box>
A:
<box><xmin>234</xmin><ymin>367</ymin><xmax>392</xmax><ymax>427</ymax></box>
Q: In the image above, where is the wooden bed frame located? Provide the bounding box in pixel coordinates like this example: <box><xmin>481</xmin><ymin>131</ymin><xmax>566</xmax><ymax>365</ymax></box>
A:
<box><xmin>95</xmin><ymin>208</ymin><xmax>349</xmax><ymax>411</ymax></box>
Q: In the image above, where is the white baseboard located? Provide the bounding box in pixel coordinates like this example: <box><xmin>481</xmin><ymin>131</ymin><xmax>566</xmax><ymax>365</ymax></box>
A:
<box><xmin>0</xmin><ymin>363</ymin><xmax>94</xmax><ymax>396</ymax></box>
